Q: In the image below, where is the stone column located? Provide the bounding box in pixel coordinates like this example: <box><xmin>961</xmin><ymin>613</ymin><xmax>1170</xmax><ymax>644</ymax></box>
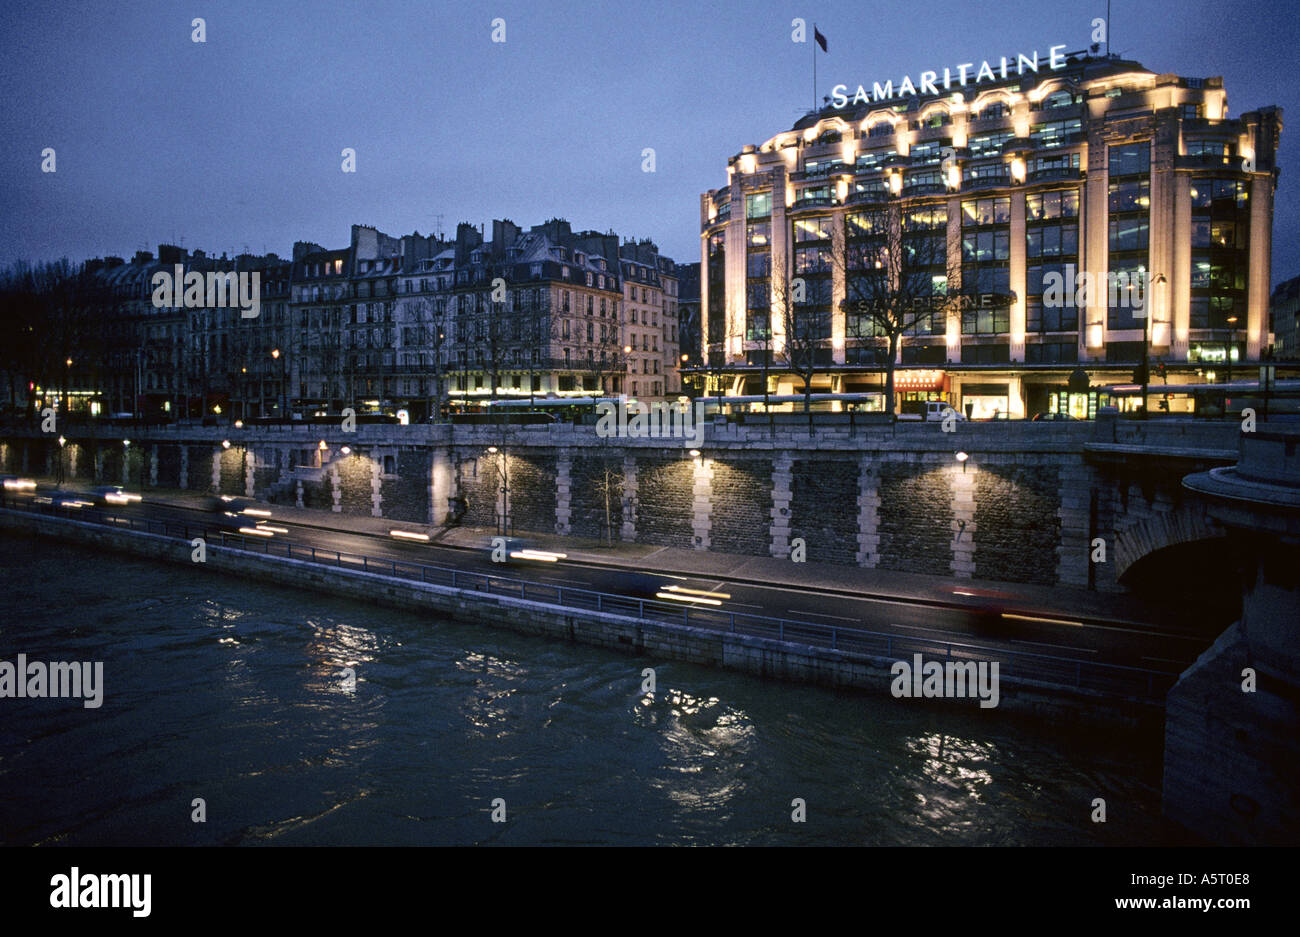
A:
<box><xmin>244</xmin><ymin>450</ymin><xmax>255</xmax><ymax>498</ymax></box>
<box><xmin>554</xmin><ymin>449</ymin><xmax>572</xmax><ymax>535</ymax></box>
<box><xmin>179</xmin><ymin>446</ymin><xmax>188</xmax><ymax>489</ymax></box>
<box><xmin>1083</xmin><ymin>120</ymin><xmax>1110</xmax><ymax>355</ymax></box>
<box><xmin>296</xmin><ymin>479</ymin><xmax>304</xmax><ymax>509</ymax></box>
<box><xmin>856</xmin><ymin>456</ymin><xmax>880</xmax><ymax>567</ymax></box>
<box><xmin>330</xmin><ymin>463</ymin><xmax>342</xmax><ymax>513</ymax></box>
<box><xmin>1170</xmin><ymin>173</ymin><xmax>1191</xmax><ymax>360</ymax></box>
<box><xmin>210</xmin><ymin>447</ymin><xmax>221</xmax><ymax>493</ymax></box>
<box><xmin>150</xmin><ymin>445</ymin><xmax>159</xmax><ymax>488</ymax></box>
<box><xmin>620</xmin><ymin>453</ymin><xmax>637</xmax><ymax>542</ymax></box>
<box><xmin>769</xmin><ymin>451</ymin><xmax>793</xmax><ymax>558</ymax></box>
<box><xmin>1055</xmin><ymin>457</ymin><xmax>1093</xmax><ymax>587</ymax></box>
<box><xmin>371</xmin><ymin>458</ymin><xmax>382</xmax><ymax>517</ymax></box>
<box><xmin>691</xmin><ymin>452</ymin><xmax>712</xmax><ymax>551</ymax></box>
<box><xmin>430</xmin><ymin>447</ymin><xmax>452</xmax><ymax>526</ymax></box>
<box><xmin>1009</xmin><ymin>191</ymin><xmax>1026</xmax><ymax>362</ymax></box>
<box><xmin>950</xmin><ymin>458</ymin><xmax>976</xmax><ymax>578</ymax></box>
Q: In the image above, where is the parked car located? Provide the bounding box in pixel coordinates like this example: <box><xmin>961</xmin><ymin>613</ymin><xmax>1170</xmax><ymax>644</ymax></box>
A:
<box><xmin>1031</xmin><ymin>412</ymin><xmax>1077</xmax><ymax>422</ymax></box>
<box><xmin>898</xmin><ymin>401</ymin><xmax>966</xmax><ymax>422</ymax></box>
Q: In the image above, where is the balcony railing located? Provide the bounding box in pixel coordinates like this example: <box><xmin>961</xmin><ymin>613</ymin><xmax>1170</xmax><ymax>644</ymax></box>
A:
<box><xmin>790</xmin><ymin>195</ymin><xmax>838</xmax><ymax>209</ymax></box>
<box><xmin>1029</xmin><ymin>167</ymin><xmax>1085</xmax><ymax>182</ymax></box>
<box><xmin>963</xmin><ymin>173</ymin><xmax>1012</xmax><ymax>190</ymax></box>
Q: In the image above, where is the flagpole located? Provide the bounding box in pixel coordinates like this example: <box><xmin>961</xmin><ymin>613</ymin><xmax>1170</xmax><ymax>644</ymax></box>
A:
<box><xmin>812</xmin><ymin>24</ymin><xmax>817</xmax><ymax>112</ymax></box>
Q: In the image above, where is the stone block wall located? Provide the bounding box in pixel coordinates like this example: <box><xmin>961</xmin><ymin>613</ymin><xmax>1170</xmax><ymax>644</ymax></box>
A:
<box><xmin>632</xmin><ymin>455</ymin><xmax>695</xmax><ymax>548</ymax></box>
<box><xmin>789</xmin><ymin>456</ymin><xmax>860</xmax><ymax>565</ymax></box>
<box><xmin>876</xmin><ymin>458</ymin><xmax>954</xmax><ymax>577</ymax></box>
<box><xmin>710</xmin><ymin>458</ymin><xmax>772</xmax><ymax>556</ymax></box>
<box><xmin>973</xmin><ymin>459</ymin><xmax>1062</xmax><ymax>585</ymax></box>
<box><xmin>568</xmin><ymin>451</ymin><xmax>625</xmax><ymax>540</ymax></box>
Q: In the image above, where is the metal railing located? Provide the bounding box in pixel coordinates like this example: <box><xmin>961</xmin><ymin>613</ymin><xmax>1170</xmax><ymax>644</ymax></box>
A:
<box><xmin>1</xmin><ymin>498</ymin><xmax>1180</xmax><ymax>702</ymax></box>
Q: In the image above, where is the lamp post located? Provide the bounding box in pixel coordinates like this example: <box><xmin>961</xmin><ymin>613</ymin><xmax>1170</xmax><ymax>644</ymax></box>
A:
<box><xmin>487</xmin><ymin>445</ymin><xmax>508</xmax><ymax>536</ymax></box>
<box><xmin>1224</xmin><ymin>315</ymin><xmax>1239</xmax><ymax>385</ymax></box>
<box><xmin>56</xmin><ymin>435</ymin><xmax>66</xmax><ymax>485</ymax></box>
<box><xmin>271</xmin><ymin>348</ymin><xmax>287</xmax><ymax>419</ymax></box>
<box><xmin>1141</xmin><ymin>274</ymin><xmax>1168</xmax><ymax>419</ymax></box>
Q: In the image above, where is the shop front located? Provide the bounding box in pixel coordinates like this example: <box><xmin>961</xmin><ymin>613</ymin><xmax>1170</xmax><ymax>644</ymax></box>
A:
<box><xmin>895</xmin><ymin>369</ymin><xmax>950</xmax><ymax>415</ymax></box>
<box><xmin>959</xmin><ymin>382</ymin><xmax>1010</xmax><ymax>420</ymax></box>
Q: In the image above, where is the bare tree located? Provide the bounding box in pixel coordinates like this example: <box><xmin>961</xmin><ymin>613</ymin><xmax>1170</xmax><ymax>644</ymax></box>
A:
<box><xmin>771</xmin><ymin>267</ymin><xmax>826</xmax><ymax>436</ymax></box>
<box><xmin>839</xmin><ymin>205</ymin><xmax>954</xmax><ymax>417</ymax></box>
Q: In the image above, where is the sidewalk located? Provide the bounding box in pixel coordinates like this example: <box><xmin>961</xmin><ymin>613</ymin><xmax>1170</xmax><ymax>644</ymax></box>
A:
<box><xmin>36</xmin><ymin>476</ymin><xmax>1196</xmax><ymax>629</ymax></box>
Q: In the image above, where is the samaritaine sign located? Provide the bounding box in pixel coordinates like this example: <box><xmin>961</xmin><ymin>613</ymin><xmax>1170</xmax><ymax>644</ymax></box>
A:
<box><xmin>829</xmin><ymin>44</ymin><xmax>1070</xmax><ymax>109</ymax></box>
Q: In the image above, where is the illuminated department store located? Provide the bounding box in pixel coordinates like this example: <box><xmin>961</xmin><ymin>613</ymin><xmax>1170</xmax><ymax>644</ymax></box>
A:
<box><xmin>698</xmin><ymin>48</ymin><xmax>1282</xmax><ymax>418</ymax></box>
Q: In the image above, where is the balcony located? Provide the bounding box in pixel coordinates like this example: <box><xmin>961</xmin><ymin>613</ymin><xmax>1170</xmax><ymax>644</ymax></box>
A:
<box><xmin>1029</xmin><ymin>166</ymin><xmax>1085</xmax><ymax>182</ymax></box>
<box><xmin>1177</xmin><ymin>152</ymin><xmax>1242</xmax><ymax>170</ymax></box>
<box><xmin>702</xmin><ymin>212</ymin><xmax>731</xmax><ymax>232</ymax></box>
<box><xmin>789</xmin><ymin>195</ymin><xmax>839</xmax><ymax>211</ymax></box>
<box><xmin>903</xmin><ymin>183</ymin><xmax>948</xmax><ymax>196</ymax></box>
<box><xmin>964</xmin><ymin>173</ymin><xmax>1012</xmax><ymax>190</ymax></box>
<box><xmin>846</xmin><ymin>188</ymin><xmax>889</xmax><ymax>206</ymax></box>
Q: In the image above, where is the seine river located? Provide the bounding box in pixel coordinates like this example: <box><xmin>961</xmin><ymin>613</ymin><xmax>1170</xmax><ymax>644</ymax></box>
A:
<box><xmin>0</xmin><ymin>534</ymin><xmax>1180</xmax><ymax>846</ymax></box>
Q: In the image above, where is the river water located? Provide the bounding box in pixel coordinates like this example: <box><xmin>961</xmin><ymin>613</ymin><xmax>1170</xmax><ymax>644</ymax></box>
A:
<box><xmin>0</xmin><ymin>534</ymin><xmax>1179</xmax><ymax>845</ymax></box>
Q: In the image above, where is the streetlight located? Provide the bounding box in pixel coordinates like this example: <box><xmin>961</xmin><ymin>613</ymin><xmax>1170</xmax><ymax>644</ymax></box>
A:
<box><xmin>486</xmin><ymin>446</ymin><xmax>508</xmax><ymax>535</ymax></box>
<box><xmin>1140</xmin><ymin>274</ymin><xmax>1168</xmax><ymax>418</ymax></box>
<box><xmin>57</xmin><ymin>435</ymin><xmax>67</xmax><ymax>485</ymax></box>
<box><xmin>1225</xmin><ymin>315</ymin><xmax>1239</xmax><ymax>385</ymax></box>
<box><xmin>272</xmin><ymin>348</ymin><xmax>287</xmax><ymax>418</ymax></box>
<box><xmin>955</xmin><ymin>451</ymin><xmax>969</xmax><ymax>473</ymax></box>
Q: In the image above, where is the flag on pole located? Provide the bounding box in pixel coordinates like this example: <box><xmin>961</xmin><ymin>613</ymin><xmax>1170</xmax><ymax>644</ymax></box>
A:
<box><xmin>814</xmin><ymin>27</ymin><xmax>827</xmax><ymax>52</ymax></box>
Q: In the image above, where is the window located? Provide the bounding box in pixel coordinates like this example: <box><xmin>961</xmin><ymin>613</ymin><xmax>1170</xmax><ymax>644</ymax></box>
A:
<box><xmin>747</xmin><ymin>222</ymin><xmax>771</xmax><ymax>247</ymax></box>
<box><xmin>747</xmin><ymin>251</ymin><xmax>771</xmax><ymax>278</ymax></box>
<box><xmin>1027</xmin><ymin>224</ymin><xmax>1078</xmax><ymax>258</ymax></box>
<box><xmin>856</xmin><ymin>148</ymin><xmax>895</xmax><ymax>170</ymax></box>
<box><xmin>794</xmin><ymin>216</ymin><xmax>833</xmax><ymax>241</ymax></box>
<box><xmin>1042</xmin><ymin>90</ymin><xmax>1079</xmax><ymax>110</ymax></box>
<box><xmin>1029</xmin><ymin>119</ymin><xmax>1082</xmax><ymax>148</ymax></box>
<box><xmin>905</xmin><ymin>205</ymin><xmax>947</xmax><ymax>230</ymax></box>
<box><xmin>962</xmin><ymin>230</ymin><xmax>1010</xmax><ymax>262</ymax></box>
<box><xmin>868</xmin><ymin>121</ymin><xmax>894</xmax><ymax>138</ymax></box>
<box><xmin>1031</xmin><ymin>152</ymin><xmax>1081</xmax><ymax>178</ymax></box>
<box><xmin>1109</xmin><ymin>143</ymin><xmax>1151</xmax><ymax>178</ymax></box>
<box><xmin>1108</xmin><ymin>179</ymin><xmax>1150</xmax><ymax>212</ymax></box>
<box><xmin>847</xmin><ymin>210</ymin><xmax>888</xmax><ymax>237</ymax></box>
<box><xmin>961</xmin><ymin>198</ymin><xmax>1011</xmax><ymax>226</ymax></box>
<box><xmin>746</xmin><ymin>192</ymin><xmax>772</xmax><ymax>218</ymax></box>
<box><xmin>795</xmin><ymin>245</ymin><xmax>833</xmax><ymax>273</ymax></box>
<box><xmin>910</xmin><ymin>142</ymin><xmax>944</xmax><ymax>164</ymax></box>
<box><xmin>959</xmin><ymin>343</ymin><xmax>1011</xmax><ymax>364</ymax></box>
<box><xmin>1108</xmin><ymin>217</ymin><xmax>1149</xmax><ymax>253</ymax></box>
<box><xmin>1026</xmin><ymin>189</ymin><xmax>1080</xmax><ymax>221</ymax></box>
<box><xmin>969</xmin><ymin>131</ymin><xmax>1013</xmax><ymax>157</ymax></box>
<box><xmin>1025</xmin><ymin>342</ymin><xmax>1078</xmax><ymax>363</ymax></box>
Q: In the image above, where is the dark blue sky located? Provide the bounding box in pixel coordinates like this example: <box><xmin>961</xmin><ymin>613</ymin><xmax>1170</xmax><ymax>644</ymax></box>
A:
<box><xmin>1</xmin><ymin>0</ymin><xmax>1295</xmax><ymax>283</ymax></box>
